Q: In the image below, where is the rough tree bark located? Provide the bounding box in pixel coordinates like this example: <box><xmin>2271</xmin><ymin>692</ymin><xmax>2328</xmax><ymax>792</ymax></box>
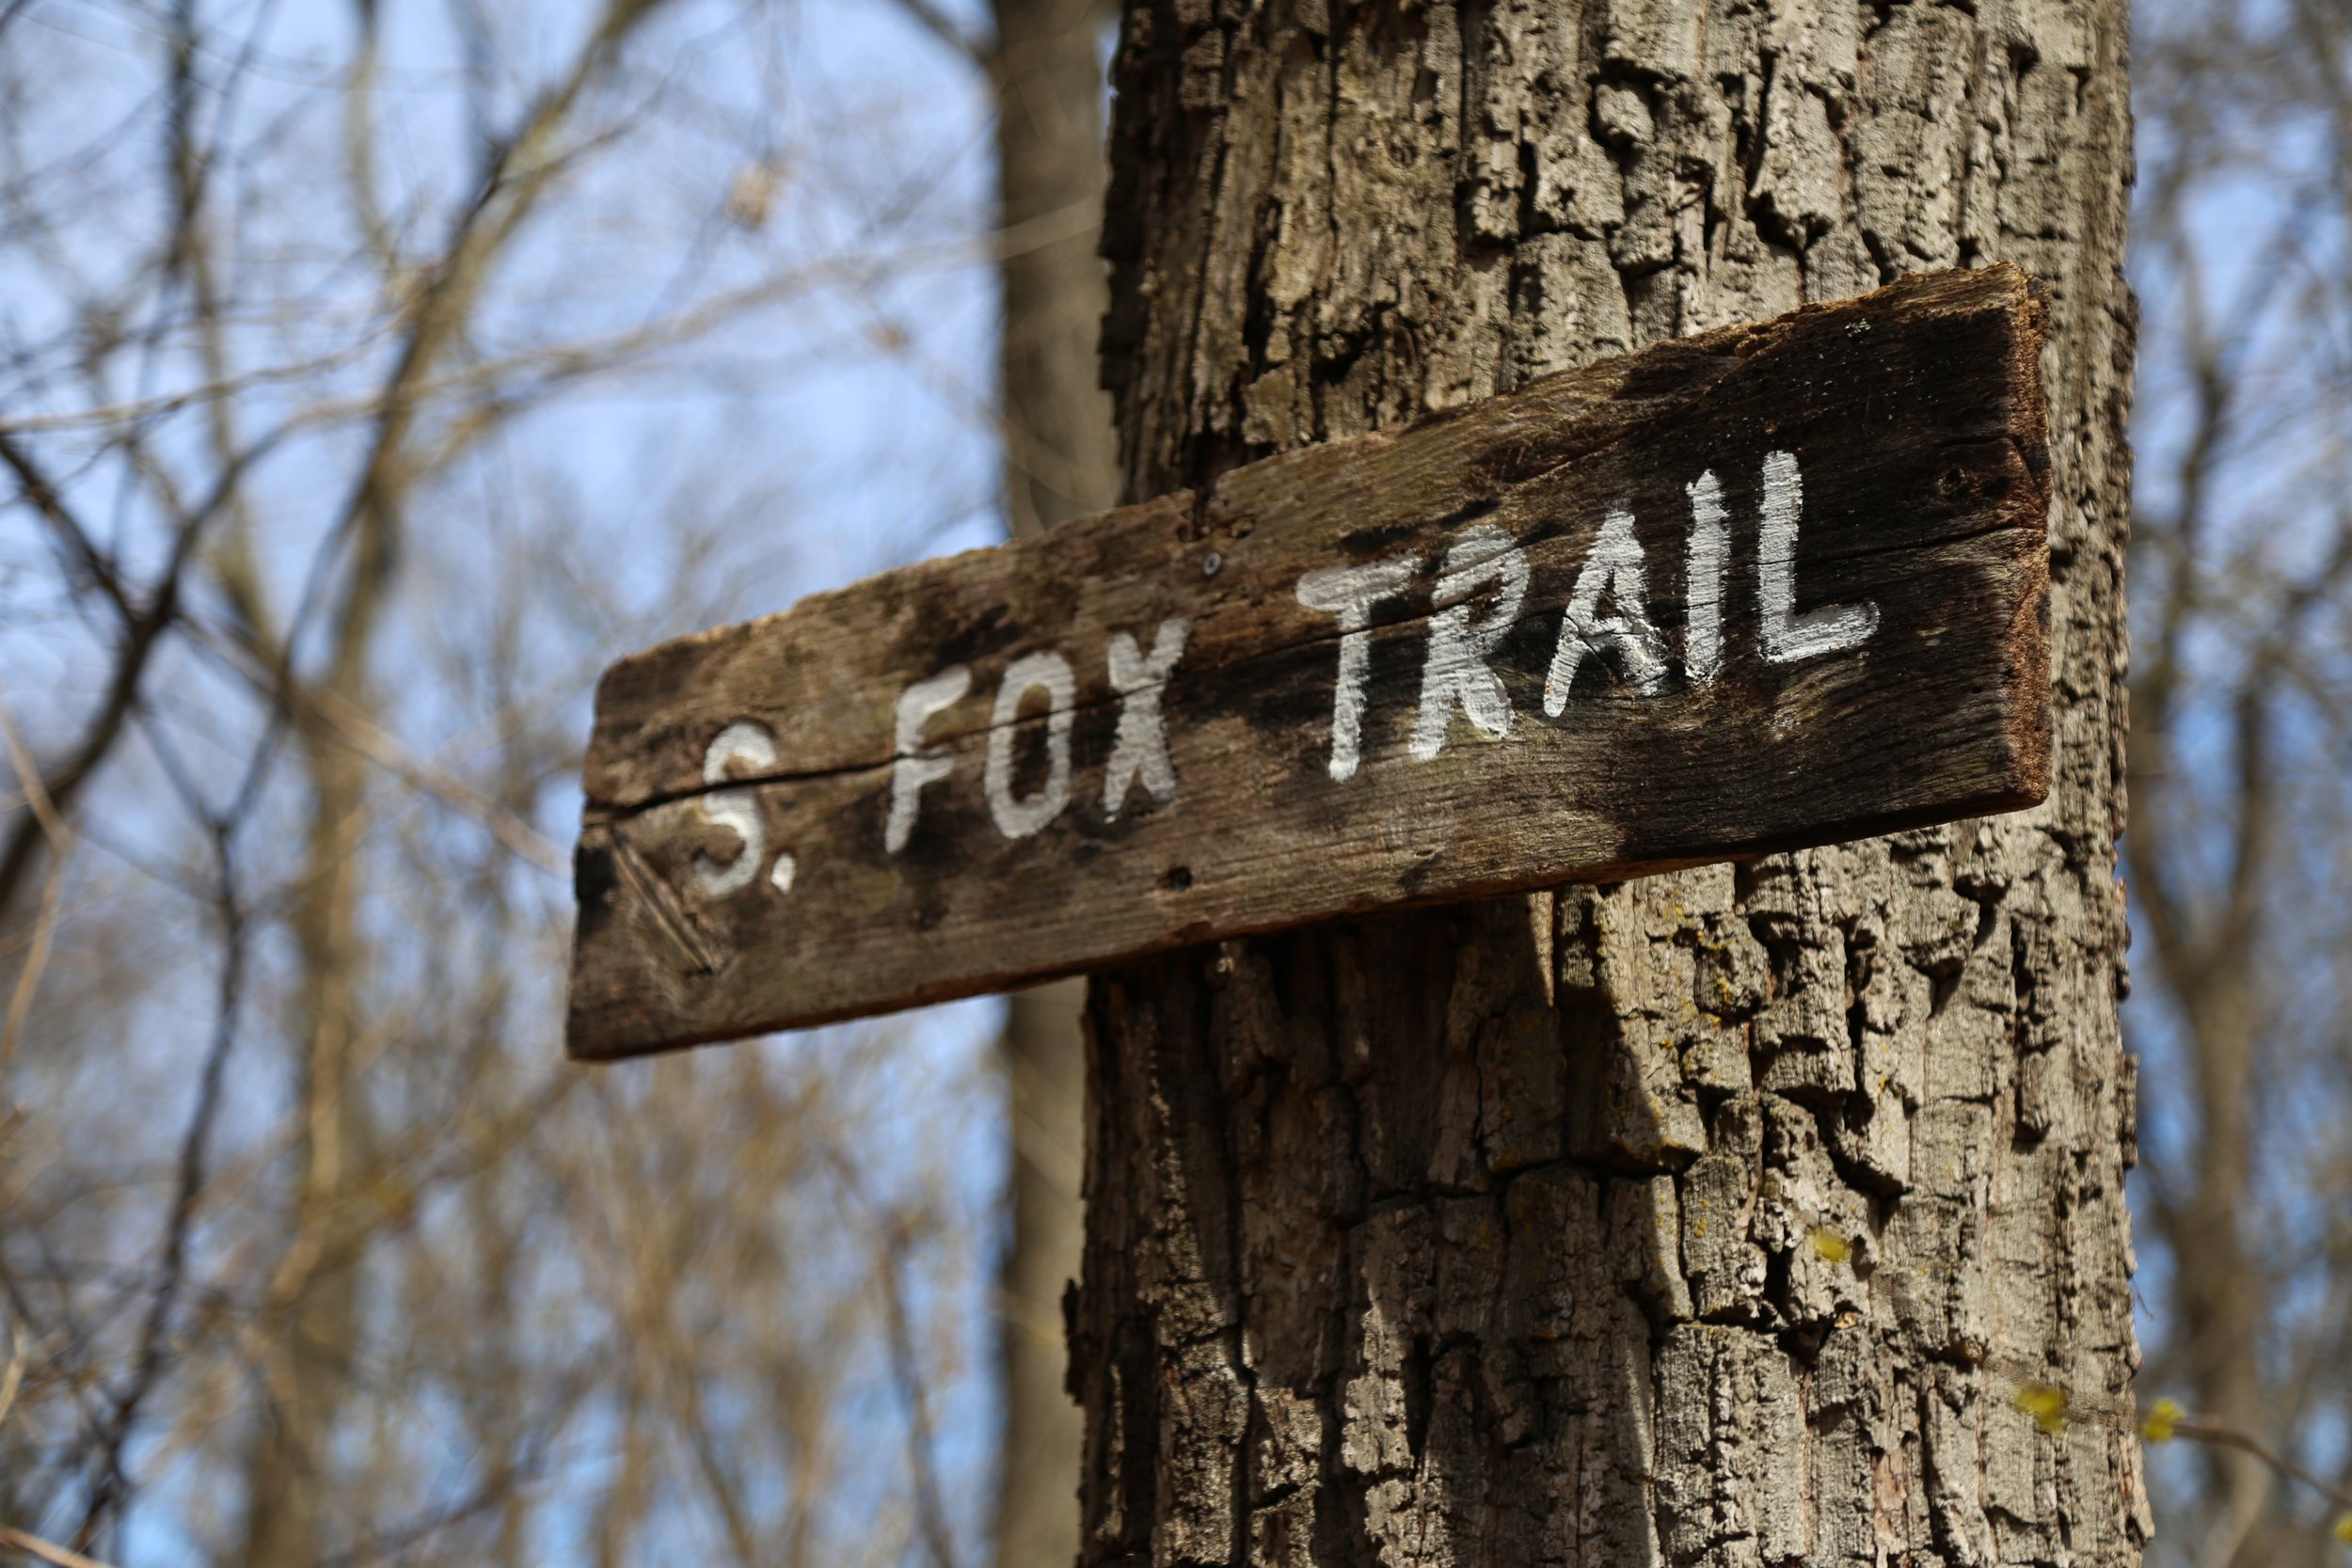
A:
<box><xmin>1072</xmin><ymin>4</ymin><xmax>2143</xmax><ymax>1565</ymax></box>
<box><xmin>991</xmin><ymin>3</ymin><xmax>1119</xmax><ymax>1564</ymax></box>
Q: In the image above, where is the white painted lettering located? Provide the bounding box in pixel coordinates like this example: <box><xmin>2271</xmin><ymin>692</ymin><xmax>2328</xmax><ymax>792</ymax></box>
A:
<box><xmin>886</xmin><ymin>665</ymin><xmax>971</xmax><ymax>854</ymax></box>
<box><xmin>1104</xmin><ymin>616</ymin><xmax>1189</xmax><ymax>819</ymax></box>
<box><xmin>1410</xmin><ymin>524</ymin><xmax>1529</xmax><ymax>760</ymax></box>
<box><xmin>695</xmin><ymin>721</ymin><xmax>775</xmax><ymax>896</ymax></box>
<box><xmin>1759</xmin><ymin>449</ymin><xmax>1879</xmax><ymax>663</ymax></box>
<box><xmin>1685</xmin><ymin>470</ymin><xmax>1728</xmax><ymax>686</ymax></box>
<box><xmin>985</xmin><ymin>651</ymin><xmax>1077</xmax><ymax>840</ymax></box>
<box><xmin>1544</xmin><ymin>507</ymin><xmax>1668</xmax><ymax>714</ymax></box>
<box><xmin>1296</xmin><ymin>554</ymin><xmax>1419</xmax><ymax>782</ymax></box>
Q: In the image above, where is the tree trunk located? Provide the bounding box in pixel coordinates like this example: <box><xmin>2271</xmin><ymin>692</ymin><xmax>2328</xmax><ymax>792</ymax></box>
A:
<box><xmin>990</xmin><ymin>4</ymin><xmax>1119</xmax><ymax>1565</ymax></box>
<box><xmin>241</xmin><ymin>560</ymin><xmax>388</xmax><ymax>1568</ymax></box>
<box><xmin>994</xmin><ymin>0</ymin><xmax>1120</xmax><ymax>542</ymax></box>
<box><xmin>998</xmin><ymin>978</ymin><xmax>1092</xmax><ymax>1568</ymax></box>
<box><xmin>1073</xmin><ymin>5</ymin><xmax>2144</xmax><ymax>1565</ymax></box>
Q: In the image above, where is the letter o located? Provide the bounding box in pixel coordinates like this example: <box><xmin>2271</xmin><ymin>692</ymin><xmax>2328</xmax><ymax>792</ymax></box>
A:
<box><xmin>985</xmin><ymin>651</ymin><xmax>1076</xmax><ymax>840</ymax></box>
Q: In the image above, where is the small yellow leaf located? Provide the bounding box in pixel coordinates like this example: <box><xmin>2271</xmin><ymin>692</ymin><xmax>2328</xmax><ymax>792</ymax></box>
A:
<box><xmin>2012</xmin><ymin>1382</ymin><xmax>2070</xmax><ymax>1436</ymax></box>
<box><xmin>2139</xmin><ymin>1399</ymin><xmax>2183</xmax><ymax>1444</ymax></box>
<box><xmin>2331</xmin><ymin>1513</ymin><xmax>2352</xmax><ymax>1544</ymax></box>
<box><xmin>1810</xmin><ymin>1228</ymin><xmax>1852</xmax><ymax>1264</ymax></box>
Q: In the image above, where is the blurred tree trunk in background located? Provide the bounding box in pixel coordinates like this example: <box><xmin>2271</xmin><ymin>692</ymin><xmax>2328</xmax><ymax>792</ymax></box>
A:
<box><xmin>994</xmin><ymin>981</ymin><xmax>1088</xmax><ymax>1568</ymax></box>
<box><xmin>2129</xmin><ymin>1</ymin><xmax>2352</xmax><ymax>1561</ymax></box>
<box><xmin>238</xmin><ymin>612</ymin><xmax>384</xmax><ymax>1568</ymax></box>
<box><xmin>990</xmin><ymin>3</ymin><xmax>1117</xmax><ymax>1565</ymax></box>
<box><xmin>1072</xmin><ymin>3</ymin><xmax>2142</xmax><ymax>1562</ymax></box>
<box><xmin>995</xmin><ymin>0</ymin><xmax>1120</xmax><ymax>542</ymax></box>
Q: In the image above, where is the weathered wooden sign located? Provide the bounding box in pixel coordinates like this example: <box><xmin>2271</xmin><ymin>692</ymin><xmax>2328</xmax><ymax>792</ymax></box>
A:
<box><xmin>568</xmin><ymin>264</ymin><xmax>2050</xmax><ymax>1059</ymax></box>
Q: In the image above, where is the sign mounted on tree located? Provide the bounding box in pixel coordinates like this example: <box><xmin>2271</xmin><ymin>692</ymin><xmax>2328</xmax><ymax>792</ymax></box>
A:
<box><xmin>567</xmin><ymin>265</ymin><xmax>2051</xmax><ymax>1059</ymax></box>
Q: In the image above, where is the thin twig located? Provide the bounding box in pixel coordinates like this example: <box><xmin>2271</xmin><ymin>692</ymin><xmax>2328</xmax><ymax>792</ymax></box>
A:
<box><xmin>0</xmin><ymin>1326</ymin><xmax>26</xmax><ymax>1432</ymax></box>
<box><xmin>875</xmin><ymin>1215</ymin><xmax>962</xmax><ymax>1568</ymax></box>
<box><xmin>70</xmin><ymin>846</ymin><xmax>248</xmax><ymax>1549</ymax></box>
<box><xmin>183</xmin><ymin>614</ymin><xmax>566</xmax><ymax>878</ymax></box>
<box><xmin>0</xmin><ymin>421</ymin><xmax>289</xmax><ymax>923</ymax></box>
<box><xmin>2174</xmin><ymin>1419</ymin><xmax>2352</xmax><ymax>1515</ymax></box>
<box><xmin>811</xmin><ymin>1142</ymin><xmax>961</xmax><ymax>1568</ymax></box>
<box><xmin>0</xmin><ymin>693</ymin><xmax>72</xmax><ymax>1080</ymax></box>
<box><xmin>0</xmin><ymin>1526</ymin><xmax>123</xmax><ymax>1568</ymax></box>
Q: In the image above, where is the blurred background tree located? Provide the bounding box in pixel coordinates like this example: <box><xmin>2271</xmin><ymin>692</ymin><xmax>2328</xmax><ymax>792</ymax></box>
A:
<box><xmin>0</xmin><ymin>2</ymin><xmax>1024</xmax><ymax>1563</ymax></box>
<box><xmin>2129</xmin><ymin>0</ymin><xmax>2352</xmax><ymax>1562</ymax></box>
<box><xmin>0</xmin><ymin>0</ymin><xmax>2343</xmax><ymax>1565</ymax></box>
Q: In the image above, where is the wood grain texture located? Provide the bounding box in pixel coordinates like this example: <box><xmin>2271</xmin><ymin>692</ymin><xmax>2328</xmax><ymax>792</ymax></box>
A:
<box><xmin>566</xmin><ymin>266</ymin><xmax>2049</xmax><ymax>1060</ymax></box>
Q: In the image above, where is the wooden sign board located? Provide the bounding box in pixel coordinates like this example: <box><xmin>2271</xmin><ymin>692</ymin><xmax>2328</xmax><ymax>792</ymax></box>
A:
<box><xmin>568</xmin><ymin>265</ymin><xmax>2050</xmax><ymax>1060</ymax></box>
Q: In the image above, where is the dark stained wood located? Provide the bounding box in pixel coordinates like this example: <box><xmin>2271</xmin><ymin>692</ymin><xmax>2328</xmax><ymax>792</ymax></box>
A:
<box><xmin>567</xmin><ymin>265</ymin><xmax>2051</xmax><ymax>1059</ymax></box>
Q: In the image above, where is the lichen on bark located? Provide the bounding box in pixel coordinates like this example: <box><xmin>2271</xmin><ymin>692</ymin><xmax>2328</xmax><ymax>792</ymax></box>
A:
<box><xmin>1074</xmin><ymin>2</ymin><xmax>2143</xmax><ymax>1563</ymax></box>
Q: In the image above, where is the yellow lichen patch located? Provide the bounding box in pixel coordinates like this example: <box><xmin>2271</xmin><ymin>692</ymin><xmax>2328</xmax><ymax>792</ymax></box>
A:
<box><xmin>2139</xmin><ymin>1399</ymin><xmax>2183</xmax><ymax>1443</ymax></box>
<box><xmin>2012</xmin><ymin>1382</ymin><xmax>2071</xmax><ymax>1435</ymax></box>
<box><xmin>1809</xmin><ymin>1227</ymin><xmax>1852</xmax><ymax>1265</ymax></box>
